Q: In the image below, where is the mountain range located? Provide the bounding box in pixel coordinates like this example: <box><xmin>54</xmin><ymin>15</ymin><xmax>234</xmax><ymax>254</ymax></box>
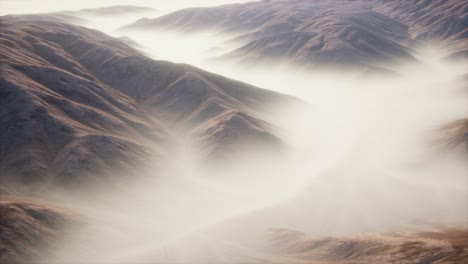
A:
<box><xmin>124</xmin><ymin>0</ymin><xmax>467</xmax><ymax>70</ymax></box>
<box><xmin>0</xmin><ymin>15</ymin><xmax>295</xmax><ymax>191</ymax></box>
<box><xmin>0</xmin><ymin>1</ymin><xmax>466</xmax><ymax>263</ymax></box>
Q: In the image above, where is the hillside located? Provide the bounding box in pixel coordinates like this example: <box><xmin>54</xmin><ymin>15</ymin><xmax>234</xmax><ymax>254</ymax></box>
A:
<box><xmin>61</xmin><ymin>5</ymin><xmax>156</xmax><ymax>17</ymax></box>
<box><xmin>0</xmin><ymin>16</ymin><xmax>294</xmax><ymax>189</ymax></box>
<box><xmin>123</xmin><ymin>0</ymin><xmax>467</xmax><ymax>69</ymax></box>
<box><xmin>0</xmin><ymin>198</ymin><xmax>75</xmax><ymax>264</ymax></box>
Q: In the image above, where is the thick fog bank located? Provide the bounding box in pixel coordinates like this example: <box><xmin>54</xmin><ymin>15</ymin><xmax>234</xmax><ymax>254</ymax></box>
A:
<box><xmin>37</xmin><ymin>52</ymin><xmax>467</xmax><ymax>262</ymax></box>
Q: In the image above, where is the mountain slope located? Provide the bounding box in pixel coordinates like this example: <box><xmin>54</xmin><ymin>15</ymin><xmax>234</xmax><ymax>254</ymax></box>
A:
<box><xmin>440</xmin><ymin>118</ymin><xmax>468</xmax><ymax>153</ymax></box>
<box><xmin>373</xmin><ymin>0</ymin><xmax>468</xmax><ymax>57</ymax></box>
<box><xmin>0</xmin><ymin>198</ymin><xmax>74</xmax><ymax>264</ymax></box>
<box><xmin>134</xmin><ymin>227</ymin><xmax>468</xmax><ymax>263</ymax></box>
<box><xmin>60</xmin><ymin>5</ymin><xmax>156</xmax><ymax>17</ymax></box>
<box><xmin>258</xmin><ymin>228</ymin><xmax>468</xmax><ymax>264</ymax></box>
<box><xmin>0</xmin><ymin>16</ymin><xmax>294</xmax><ymax>189</ymax></box>
<box><xmin>123</xmin><ymin>0</ymin><xmax>467</xmax><ymax>69</ymax></box>
<box><xmin>0</xmin><ymin>19</ymin><xmax>167</xmax><ymax>188</ymax></box>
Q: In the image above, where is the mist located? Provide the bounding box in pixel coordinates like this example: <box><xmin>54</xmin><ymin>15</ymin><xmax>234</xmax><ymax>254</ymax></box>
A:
<box><xmin>0</xmin><ymin>0</ymin><xmax>254</xmax><ymax>16</ymax></box>
<box><xmin>39</xmin><ymin>31</ymin><xmax>467</xmax><ymax>262</ymax></box>
<box><xmin>1</xmin><ymin>1</ymin><xmax>466</xmax><ymax>263</ymax></box>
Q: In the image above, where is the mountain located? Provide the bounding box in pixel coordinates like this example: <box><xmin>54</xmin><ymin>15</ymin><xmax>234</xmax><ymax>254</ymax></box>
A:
<box><xmin>258</xmin><ymin>228</ymin><xmax>468</xmax><ymax>264</ymax></box>
<box><xmin>123</xmin><ymin>0</ymin><xmax>467</xmax><ymax>69</ymax></box>
<box><xmin>372</xmin><ymin>0</ymin><xmax>468</xmax><ymax>58</ymax></box>
<box><xmin>0</xmin><ymin>14</ymin><xmax>86</xmax><ymax>24</ymax></box>
<box><xmin>0</xmin><ymin>6</ymin><xmax>158</xmax><ymax>29</ymax></box>
<box><xmin>0</xmin><ymin>16</ymin><xmax>169</xmax><ymax>189</ymax></box>
<box><xmin>0</xmin><ymin>15</ymin><xmax>297</xmax><ymax>262</ymax></box>
<box><xmin>0</xmin><ymin>198</ymin><xmax>74</xmax><ymax>264</ymax></box>
<box><xmin>60</xmin><ymin>5</ymin><xmax>156</xmax><ymax>17</ymax></box>
<box><xmin>0</xmin><ymin>15</ymin><xmax>295</xmax><ymax>190</ymax></box>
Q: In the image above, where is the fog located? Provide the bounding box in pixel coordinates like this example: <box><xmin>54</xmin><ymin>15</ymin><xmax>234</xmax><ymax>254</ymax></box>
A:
<box><xmin>38</xmin><ymin>53</ymin><xmax>467</xmax><ymax>261</ymax></box>
<box><xmin>1</xmin><ymin>1</ymin><xmax>467</xmax><ymax>262</ymax></box>
<box><xmin>42</xmin><ymin>30</ymin><xmax>467</xmax><ymax>262</ymax></box>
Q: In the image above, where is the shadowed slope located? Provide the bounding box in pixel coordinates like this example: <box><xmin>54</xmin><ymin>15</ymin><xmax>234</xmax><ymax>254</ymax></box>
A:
<box><xmin>0</xmin><ymin>198</ymin><xmax>75</xmax><ymax>264</ymax></box>
<box><xmin>60</xmin><ymin>6</ymin><xmax>156</xmax><ymax>17</ymax></box>
<box><xmin>0</xmin><ymin>18</ymin><xmax>170</xmax><ymax>188</ymax></box>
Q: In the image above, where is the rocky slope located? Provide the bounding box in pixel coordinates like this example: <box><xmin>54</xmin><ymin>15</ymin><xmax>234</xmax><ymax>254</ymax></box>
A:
<box><xmin>0</xmin><ymin>15</ymin><xmax>294</xmax><ymax>189</ymax></box>
<box><xmin>123</xmin><ymin>0</ymin><xmax>467</xmax><ymax>69</ymax></box>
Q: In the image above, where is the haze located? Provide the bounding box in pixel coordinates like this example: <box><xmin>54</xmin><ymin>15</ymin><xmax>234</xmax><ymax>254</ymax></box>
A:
<box><xmin>0</xmin><ymin>0</ymin><xmax>467</xmax><ymax>263</ymax></box>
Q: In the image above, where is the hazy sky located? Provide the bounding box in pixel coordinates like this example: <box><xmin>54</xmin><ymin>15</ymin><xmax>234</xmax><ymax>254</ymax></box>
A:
<box><xmin>0</xmin><ymin>0</ymin><xmax>254</xmax><ymax>15</ymax></box>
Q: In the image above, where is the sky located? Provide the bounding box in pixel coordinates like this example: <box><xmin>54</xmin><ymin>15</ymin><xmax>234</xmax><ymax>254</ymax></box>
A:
<box><xmin>0</xmin><ymin>0</ymin><xmax>254</xmax><ymax>15</ymax></box>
